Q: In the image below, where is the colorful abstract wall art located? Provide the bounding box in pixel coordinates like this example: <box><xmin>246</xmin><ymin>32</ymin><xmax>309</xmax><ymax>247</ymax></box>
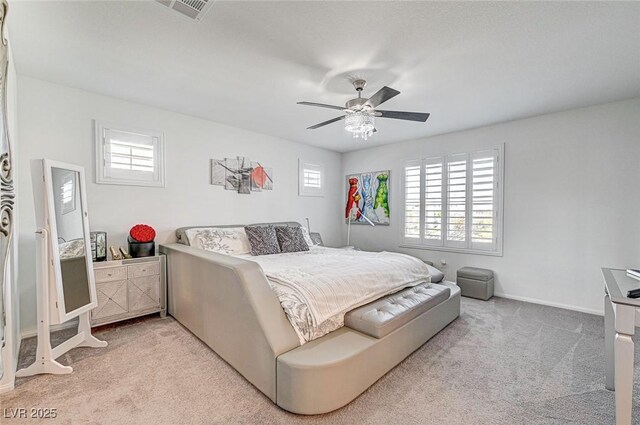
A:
<box><xmin>210</xmin><ymin>157</ymin><xmax>273</xmax><ymax>194</ymax></box>
<box><xmin>345</xmin><ymin>170</ymin><xmax>390</xmax><ymax>225</ymax></box>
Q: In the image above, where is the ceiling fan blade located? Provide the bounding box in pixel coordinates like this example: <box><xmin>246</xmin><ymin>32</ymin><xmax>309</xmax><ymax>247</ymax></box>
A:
<box><xmin>376</xmin><ymin>110</ymin><xmax>430</xmax><ymax>122</ymax></box>
<box><xmin>297</xmin><ymin>101</ymin><xmax>345</xmax><ymax>111</ymax></box>
<box><xmin>364</xmin><ymin>86</ymin><xmax>400</xmax><ymax>108</ymax></box>
<box><xmin>307</xmin><ymin>115</ymin><xmax>346</xmax><ymax>130</ymax></box>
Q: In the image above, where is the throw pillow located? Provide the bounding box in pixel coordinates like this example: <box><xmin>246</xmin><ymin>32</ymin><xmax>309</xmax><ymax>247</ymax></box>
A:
<box><xmin>245</xmin><ymin>225</ymin><xmax>281</xmax><ymax>256</ymax></box>
<box><xmin>425</xmin><ymin>264</ymin><xmax>444</xmax><ymax>283</ymax></box>
<box><xmin>300</xmin><ymin>227</ymin><xmax>316</xmax><ymax>246</ymax></box>
<box><xmin>275</xmin><ymin>226</ymin><xmax>309</xmax><ymax>253</ymax></box>
<box><xmin>186</xmin><ymin>227</ymin><xmax>252</xmax><ymax>256</ymax></box>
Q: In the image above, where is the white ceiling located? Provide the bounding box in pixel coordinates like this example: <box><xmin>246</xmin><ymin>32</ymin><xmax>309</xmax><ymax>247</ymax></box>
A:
<box><xmin>8</xmin><ymin>1</ymin><xmax>640</xmax><ymax>153</ymax></box>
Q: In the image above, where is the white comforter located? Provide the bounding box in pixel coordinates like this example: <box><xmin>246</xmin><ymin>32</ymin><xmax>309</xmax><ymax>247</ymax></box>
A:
<box><xmin>244</xmin><ymin>246</ymin><xmax>431</xmax><ymax>344</ymax></box>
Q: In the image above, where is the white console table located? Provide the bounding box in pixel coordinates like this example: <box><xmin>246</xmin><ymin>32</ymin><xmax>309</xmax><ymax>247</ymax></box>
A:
<box><xmin>602</xmin><ymin>267</ymin><xmax>640</xmax><ymax>425</ymax></box>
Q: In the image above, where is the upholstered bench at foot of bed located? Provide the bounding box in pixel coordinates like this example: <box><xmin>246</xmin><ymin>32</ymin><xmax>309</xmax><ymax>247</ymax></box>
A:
<box><xmin>345</xmin><ymin>283</ymin><xmax>451</xmax><ymax>338</ymax></box>
<box><xmin>276</xmin><ymin>282</ymin><xmax>461</xmax><ymax>415</ymax></box>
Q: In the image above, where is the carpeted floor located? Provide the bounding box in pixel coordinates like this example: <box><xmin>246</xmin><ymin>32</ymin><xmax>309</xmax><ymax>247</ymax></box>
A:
<box><xmin>2</xmin><ymin>297</ymin><xmax>639</xmax><ymax>424</ymax></box>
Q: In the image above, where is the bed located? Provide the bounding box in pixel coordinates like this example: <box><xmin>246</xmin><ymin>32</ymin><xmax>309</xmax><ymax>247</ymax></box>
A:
<box><xmin>160</xmin><ymin>222</ymin><xmax>460</xmax><ymax>414</ymax></box>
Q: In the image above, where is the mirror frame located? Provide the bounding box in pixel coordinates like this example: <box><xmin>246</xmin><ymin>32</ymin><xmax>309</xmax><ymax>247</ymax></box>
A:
<box><xmin>43</xmin><ymin>159</ymin><xmax>97</xmax><ymax>324</ymax></box>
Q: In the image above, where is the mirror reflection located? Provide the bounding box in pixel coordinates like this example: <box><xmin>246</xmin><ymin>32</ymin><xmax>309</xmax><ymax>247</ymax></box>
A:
<box><xmin>51</xmin><ymin>167</ymin><xmax>91</xmax><ymax>313</ymax></box>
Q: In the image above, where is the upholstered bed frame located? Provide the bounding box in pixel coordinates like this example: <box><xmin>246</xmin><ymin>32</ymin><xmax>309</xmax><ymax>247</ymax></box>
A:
<box><xmin>160</xmin><ymin>222</ymin><xmax>460</xmax><ymax>414</ymax></box>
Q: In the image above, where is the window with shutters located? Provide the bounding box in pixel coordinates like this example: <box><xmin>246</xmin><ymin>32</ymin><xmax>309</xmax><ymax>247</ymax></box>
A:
<box><xmin>403</xmin><ymin>161</ymin><xmax>421</xmax><ymax>240</ymax></box>
<box><xmin>402</xmin><ymin>146</ymin><xmax>503</xmax><ymax>255</ymax></box>
<box><xmin>299</xmin><ymin>160</ymin><xmax>325</xmax><ymax>197</ymax></box>
<box><xmin>95</xmin><ymin>121</ymin><xmax>165</xmax><ymax>187</ymax></box>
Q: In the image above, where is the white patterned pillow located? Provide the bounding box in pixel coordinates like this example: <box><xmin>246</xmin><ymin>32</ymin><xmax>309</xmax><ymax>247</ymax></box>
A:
<box><xmin>185</xmin><ymin>227</ymin><xmax>251</xmax><ymax>256</ymax></box>
<box><xmin>300</xmin><ymin>227</ymin><xmax>316</xmax><ymax>246</ymax></box>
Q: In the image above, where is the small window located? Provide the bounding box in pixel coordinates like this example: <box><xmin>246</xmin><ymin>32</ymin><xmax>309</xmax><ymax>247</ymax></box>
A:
<box><xmin>299</xmin><ymin>160</ymin><xmax>325</xmax><ymax>197</ymax></box>
<box><xmin>402</xmin><ymin>145</ymin><xmax>503</xmax><ymax>256</ymax></box>
<box><xmin>95</xmin><ymin>120</ymin><xmax>165</xmax><ymax>187</ymax></box>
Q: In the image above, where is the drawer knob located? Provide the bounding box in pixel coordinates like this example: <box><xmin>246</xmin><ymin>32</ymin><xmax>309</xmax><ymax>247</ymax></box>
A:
<box><xmin>107</xmin><ymin>273</ymin><xmax>112</xmax><ymax>277</ymax></box>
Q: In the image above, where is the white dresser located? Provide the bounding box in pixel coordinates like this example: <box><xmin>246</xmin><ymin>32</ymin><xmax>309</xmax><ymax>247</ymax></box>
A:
<box><xmin>91</xmin><ymin>255</ymin><xmax>166</xmax><ymax>327</ymax></box>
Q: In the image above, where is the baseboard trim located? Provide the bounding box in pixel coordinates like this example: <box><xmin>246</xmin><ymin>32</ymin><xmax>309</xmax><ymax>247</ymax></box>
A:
<box><xmin>493</xmin><ymin>292</ymin><xmax>603</xmax><ymax>316</ymax></box>
<box><xmin>20</xmin><ymin>319</ymin><xmax>78</xmax><ymax>339</ymax></box>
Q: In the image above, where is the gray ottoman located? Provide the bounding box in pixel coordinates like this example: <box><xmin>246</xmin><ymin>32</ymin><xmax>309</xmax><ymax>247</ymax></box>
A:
<box><xmin>457</xmin><ymin>267</ymin><xmax>494</xmax><ymax>300</ymax></box>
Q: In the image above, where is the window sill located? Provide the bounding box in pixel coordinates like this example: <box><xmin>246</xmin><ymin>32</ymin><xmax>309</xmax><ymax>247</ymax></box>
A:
<box><xmin>399</xmin><ymin>244</ymin><xmax>503</xmax><ymax>257</ymax></box>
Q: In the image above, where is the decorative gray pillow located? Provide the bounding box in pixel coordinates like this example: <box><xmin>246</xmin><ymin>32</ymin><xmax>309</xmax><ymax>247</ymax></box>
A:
<box><xmin>244</xmin><ymin>225</ymin><xmax>281</xmax><ymax>256</ymax></box>
<box><xmin>275</xmin><ymin>226</ymin><xmax>309</xmax><ymax>253</ymax></box>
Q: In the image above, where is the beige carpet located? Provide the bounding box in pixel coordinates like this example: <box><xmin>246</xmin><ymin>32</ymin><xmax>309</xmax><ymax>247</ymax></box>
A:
<box><xmin>2</xmin><ymin>297</ymin><xmax>639</xmax><ymax>425</ymax></box>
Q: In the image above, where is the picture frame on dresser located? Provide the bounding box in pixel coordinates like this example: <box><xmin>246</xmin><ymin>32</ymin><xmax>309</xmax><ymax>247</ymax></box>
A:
<box><xmin>91</xmin><ymin>255</ymin><xmax>166</xmax><ymax>327</ymax></box>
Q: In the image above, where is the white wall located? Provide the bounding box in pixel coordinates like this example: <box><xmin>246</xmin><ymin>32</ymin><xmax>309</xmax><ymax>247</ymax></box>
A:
<box><xmin>17</xmin><ymin>76</ymin><xmax>343</xmax><ymax>334</ymax></box>
<box><xmin>15</xmin><ymin>74</ymin><xmax>640</xmax><ymax>330</ymax></box>
<box><xmin>343</xmin><ymin>98</ymin><xmax>640</xmax><ymax>315</ymax></box>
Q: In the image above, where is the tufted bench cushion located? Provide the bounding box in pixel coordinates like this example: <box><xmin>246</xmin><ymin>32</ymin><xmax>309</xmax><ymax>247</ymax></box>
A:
<box><xmin>344</xmin><ymin>283</ymin><xmax>451</xmax><ymax>339</ymax></box>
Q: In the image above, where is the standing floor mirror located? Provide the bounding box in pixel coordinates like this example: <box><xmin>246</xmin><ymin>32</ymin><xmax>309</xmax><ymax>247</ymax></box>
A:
<box><xmin>17</xmin><ymin>159</ymin><xmax>106</xmax><ymax>377</ymax></box>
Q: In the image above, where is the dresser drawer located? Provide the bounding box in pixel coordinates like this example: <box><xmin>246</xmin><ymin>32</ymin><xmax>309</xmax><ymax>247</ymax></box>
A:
<box><xmin>127</xmin><ymin>261</ymin><xmax>160</xmax><ymax>279</ymax></box>
<box><xmin>93</xmin><ymin>280</ymin><xmax>128</xmax><ymax>320</ymax></box>
<box><xmin>128</xmin><ymin>276</ymin><xmax>161</xmax><ymax>312</ymax></box>
<box><xmin>95</xmin><ymin>266</ymin><xmax>128</xmax><ymax>283</ymax></box>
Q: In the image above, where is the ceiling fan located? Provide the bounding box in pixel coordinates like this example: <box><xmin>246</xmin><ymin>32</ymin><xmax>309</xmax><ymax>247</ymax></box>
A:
<box><xmin>297</xmin><ymin>79</ymin><xmax>430</xmax><ymax>140</ymax></box>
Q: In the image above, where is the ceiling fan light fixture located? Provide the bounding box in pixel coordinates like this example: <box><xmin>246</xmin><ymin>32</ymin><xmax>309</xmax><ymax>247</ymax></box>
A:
<box><xmin>345</xmin><ymin>111</ymin><xmax>375</xmax><ymax>141</ymax></box>
<box><xmin>298</xmin><ymin>79</ymin><xmax>429</xmax><ymax>139</ymax></box>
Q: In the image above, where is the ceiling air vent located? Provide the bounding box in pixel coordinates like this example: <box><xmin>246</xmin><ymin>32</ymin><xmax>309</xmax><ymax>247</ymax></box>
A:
<box><xmin>157</xmin><ymin>0</ymin><xmax>215</xmax><ymax>22</ymax></box>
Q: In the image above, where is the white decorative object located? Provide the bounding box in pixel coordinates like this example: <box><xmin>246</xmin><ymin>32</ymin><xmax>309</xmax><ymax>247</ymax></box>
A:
<box><xmin>91</xmin><ymin>256</ymin><xmax>166</xmax><ymax>326</ymax></box>
<box><xmin>17</xmin><ymin>160</ymin><xmax>106</xmax><ymax>378</ymax></box>
<box><xmin>95</xmin><ymin>120</ymin><xmax>165</xmax><ymax>188</ymax></box>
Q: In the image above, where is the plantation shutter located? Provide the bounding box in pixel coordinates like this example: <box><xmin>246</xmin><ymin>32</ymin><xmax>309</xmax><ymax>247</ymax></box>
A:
<box><xmin>103</xmin><ymin>128</ymin><xmax>160</xmax><ymax>183</ymax></box>
<box><xmin>445</xmin><ymin>153</ymin><xmax>468</xmax><ymax>248</ymax></box>
<box><xmin>303</xmin><ymin>168</ymin><xmax>322</xmax><ymax>189</ymax></box>
<box><xmin>424</xmin><ymin>158</ymin><xmax>444</xmax><ymax>245</ymax></box>
<box><xmin>298</xmin><ymin>161</ymin><xmax>325</xmax><ymax>196</ymax></box>
<box><xmin>403</xmin><ymin>160</ymin><xmax>422</xmax><ymax>241</ymax></box>
<box><xmin>401</xmin><ymin>146</ymin><xmax>502</xmax><ymax>254</ymax></box>
<box><xmin>471</xmin><ymin>149</ymin><xmax>498</xmax><ymax>251</ymax></box>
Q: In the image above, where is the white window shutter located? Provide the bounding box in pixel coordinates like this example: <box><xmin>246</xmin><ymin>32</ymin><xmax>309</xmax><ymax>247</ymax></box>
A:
<box><xmin>303</xmin><ymin>169</ymin><xmax>322</xmax><ymax>188</ymax></box>
<box><xmin>471</xmin><ymin>149</ymin><xmax>498</xmax><ymax>251</ymax></box>
<box><xmin>423</xmin><ymin>157</ymin><xmax>444</xmax><ymax>245</ymax></box>
<box><xmin>96</xmin><ymin>121</ymin><xmax>165</xmax><ymax>187</ymax></box>
<box><xmin>445</xmin><ymin>153</ymin><xmax>468</xmax><ymax>248</ymax></box>
<box><xmin>403</xmin><ymin>160</ymin><xmax>422</xmax><ymax>242</ymax></box>
<box><xmin>299</xmin><ymin>160</ymin><xmax>325</xmax><ymax>196</ymax></box>
<box><xmin>401</xmin><ymin>145</ymin><xmax>503</xmax><ymax>255</ymax></box>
